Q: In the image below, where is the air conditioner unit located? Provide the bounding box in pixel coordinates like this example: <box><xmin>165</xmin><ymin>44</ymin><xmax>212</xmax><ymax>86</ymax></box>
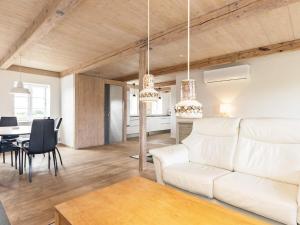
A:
<box><xmin>203</xmin><ymin>65</ymin><xmax>250</xmax><ymax>84</ymax></box>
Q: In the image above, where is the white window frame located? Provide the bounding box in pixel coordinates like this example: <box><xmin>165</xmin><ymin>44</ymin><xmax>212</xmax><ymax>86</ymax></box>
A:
<box><xmin>14</xmin><ymin>83</ymin><xmax>50</xmax><ymax>122</ymax></box>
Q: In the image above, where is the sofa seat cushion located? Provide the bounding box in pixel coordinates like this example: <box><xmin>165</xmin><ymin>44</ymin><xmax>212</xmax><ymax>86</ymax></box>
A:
<box><xmin>214</xmin><ymin>172</ymin><xmax>298</xmax><ymax>225</ymax></box>
<box><xmin>163</xmin><ymin>163</ymin><xmax>230</xmax><ymax>198</ymax></box>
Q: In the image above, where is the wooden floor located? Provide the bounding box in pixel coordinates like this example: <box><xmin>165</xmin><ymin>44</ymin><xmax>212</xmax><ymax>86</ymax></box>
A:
<box><xmin>0</xmin><ymin>133</ymin><xmax>175</xmax><ymax>225</ymax></box>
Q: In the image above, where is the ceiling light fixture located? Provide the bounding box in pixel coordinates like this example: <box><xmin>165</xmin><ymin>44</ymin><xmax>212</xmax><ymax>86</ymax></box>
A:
<box><xmin>10</xmin><ymin>55</ymin><xmax>30</xmax><ymax>95</ymax></box>
<box><xmin>158</xmin><ymin>87</ymin><xmax>162</xmax><ymax>99</ymax></box>
<box><xmin>139</xmin><ymin>0</ymin><xmax>159</xmax><ymax>102</ymax></box>
<box><xmin>132</xmin><ymin>83</ymin><xmax>136</xmax><ymax>97</ymax></box>
<box><xmin>174</xmin><ymin>0</ymin><xmax>202</xmax><ymax>118</ymax></box>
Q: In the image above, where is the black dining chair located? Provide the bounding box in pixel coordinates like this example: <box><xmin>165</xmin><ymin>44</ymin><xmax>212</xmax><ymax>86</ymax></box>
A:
<box><xmin>54</xmin><ymin>118</ymin><xmax>63</xmax><ymax>165</ymax></box>
<box><xmin>0</xmin><ymin>143</ymin><xmax>20</xmax><ymax>168</ymax></box>
<box><xmin>22</xmin><ymin>119</ymin><xmax>58</xmax><ymax>182</ymax></box>
<box><xmin>0</xmin><ymin>117</ymin><xmax>19</xmax><ymax>140</ymax></box>
<box><xmin>0</xmin><ymin>117</ymin><xmax>19</xmax><ymax>167</ymax></box>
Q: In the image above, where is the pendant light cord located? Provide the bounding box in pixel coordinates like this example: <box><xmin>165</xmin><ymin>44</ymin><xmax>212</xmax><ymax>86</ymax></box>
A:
<box><xmin>147</xmin><ymin>0</ymin><xmax>150</xmax><ymax>74</ymax></box>
<box><xmin>187</xmin><ymin>0</ymin><xmax>190</xmax><ymax>80</ymax></box>
<box><xmin>19</xmin><ymin>55</ymin><xmax>22</xmax><ymax>81</ymax></box>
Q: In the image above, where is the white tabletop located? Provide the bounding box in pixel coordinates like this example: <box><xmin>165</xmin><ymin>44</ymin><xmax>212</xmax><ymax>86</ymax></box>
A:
<box><xmin>0</xmin><ymin>126</ymin><xmax>31</xmax><ymax>136</ymax></box>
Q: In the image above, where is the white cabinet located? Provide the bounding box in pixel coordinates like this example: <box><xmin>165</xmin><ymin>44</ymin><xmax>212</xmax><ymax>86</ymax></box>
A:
<box><xmin>127</xmin><ymin>116</ymin><xmax>171</xmax><ymax>135</ymax></box>
<box><xmin>149</xmin><ymin>116</ymin><xmax>171</xmax><ymax>132</ymax></box>
<box><xmin>127</xmin><ymin>117</ymin><xmax>139</xmax><ymax>134</ymax></box>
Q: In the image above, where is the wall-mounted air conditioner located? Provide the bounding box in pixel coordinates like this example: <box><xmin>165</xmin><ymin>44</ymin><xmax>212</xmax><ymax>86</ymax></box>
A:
<box><xmin>203</xmin><ymin>65</ymin><xmax>250</xmax><ymax>84</ymax></box>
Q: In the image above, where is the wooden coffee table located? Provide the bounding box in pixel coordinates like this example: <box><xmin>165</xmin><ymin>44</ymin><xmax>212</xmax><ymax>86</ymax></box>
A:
<box><xmin>55</xmin><ymin>176</ymin><xmax>269</xmax><ymax>225</ymax></box>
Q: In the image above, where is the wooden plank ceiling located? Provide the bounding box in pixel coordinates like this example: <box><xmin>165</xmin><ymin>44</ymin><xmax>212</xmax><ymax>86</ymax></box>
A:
<box><xmin>1</xmin><ymin>0</ymin><xmax>300</xmax><ymax>80</ymax></box>
<box><xmin>0</xmin><ymin>0</ymin><xmax>48</xmax><ymax>63</ymax></box>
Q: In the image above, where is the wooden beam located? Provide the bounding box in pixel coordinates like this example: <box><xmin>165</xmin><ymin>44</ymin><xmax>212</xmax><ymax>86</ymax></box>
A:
<box><xmin>7</xmin><ymin>65</ymin><xmax>60</xmax><ymax>78</ymax></box>
<box><xmin>61</xmin><ymin>41</ymin><xmax>144</xmax><ymax>76</ymax></box>
<box><xmin>122</xmin><ymin>84</ymin><xmax>128</xmax><ymax>142</ymax></box>
<box><xmin>138</xmin><ymin>48</ymin><xmax>147</xmax><ymax>172</ymax></box>
<box><xmin>0</xmin><ymin>0</ymin><xmax>83</xmax><ymax>69</ymax></box>
<box><xmin>127</xmin><ymin>80</ymin><xmax>176</xmax><ymax>89</ymax></box>
<box><xmin>115</xmin><ymin>39</ymin><xmax>300</xmax><ymax>80</ymax></box>
<box><xmin>154</xmin><ymin>80</ymin><xmax>176</xmax><ymax>88</ymax></box>
<box><xmin>114</xmin><ymin>73</ymin><xmax>139</xmax><ymax>82</ymax></box>
<box><xmin>61</xmin><ymin>0</ymin><xmax>300</xmax><ymax>76</ymax></box>
<box><xmin>104</xmin><ymin>79</ymin><xmax>126</xmax><ymax>87</ymax></box>
<box><xmin>158</xmin><ymin>87</ymin><xmax>171</xmax><ymax>92</ymax></box>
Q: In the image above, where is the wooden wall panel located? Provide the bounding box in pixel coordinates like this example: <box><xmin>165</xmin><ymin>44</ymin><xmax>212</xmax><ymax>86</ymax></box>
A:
<box><xmin>75</xmin><ymin>74</ymin><xmax>104</xmax><ymax>149</ymax></box>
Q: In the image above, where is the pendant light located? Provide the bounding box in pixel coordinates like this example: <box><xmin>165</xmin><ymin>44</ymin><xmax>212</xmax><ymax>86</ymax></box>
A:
<box><xmin>174</xmin><ymin>0</ymin><xmax>202</xmax><ymax>118</ymax></box>
<box><xmin>139</xmin><ymin>0</ymin><xmax>159</xmax><ymax>102</ymax></box>
<box><xmin>132</xmin><ymin>83</ymin><xmax>136</xmax><ymax>97</ymax></box>
<box><xmin>10</xmin><ymin>55</ymin><xmax>30</xmax><ymax>95</ymax></box>
<box><xmin>158</xmin><ymin>87</ymin><xmax>162</xmax><ymax>100</ymax></box>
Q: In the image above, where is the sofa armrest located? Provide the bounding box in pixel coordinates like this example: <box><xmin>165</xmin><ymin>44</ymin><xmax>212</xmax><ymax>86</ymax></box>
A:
<box><xmin>149</xmin><ymin>144</ymin><xmax>189</xmax><ymax>184</ymax></box>
<box><xmin>150</xmin><ymin>144</ymin><xmax>189</xmax><ymax>168</ymax></box>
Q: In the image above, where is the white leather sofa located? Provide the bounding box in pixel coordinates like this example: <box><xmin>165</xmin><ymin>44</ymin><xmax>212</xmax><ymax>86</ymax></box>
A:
<box><xmin>150</xmin><ymin>118</ymin><xmax>300</xmax><ymax>225</ymax></box>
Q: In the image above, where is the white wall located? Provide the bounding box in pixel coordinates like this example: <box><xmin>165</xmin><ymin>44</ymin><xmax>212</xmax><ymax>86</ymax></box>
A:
<box><xmin>161</xmin><ymin>92</ymin><xmax>171</xmax><ymax>115</ymax></box>
<box><xmin>176</xmin><ymin>50</ymin><xmax>300</xmax><ymax>118</ymax></box>
<box><xmin>0</xmin><ymin>69</ymin><xmax>60</xmax><ymax>118</ymax></box>
<box><xmin>60</xmin><ymin>74</ymin><xmax>75</xmax><ymax>147</ymax></box>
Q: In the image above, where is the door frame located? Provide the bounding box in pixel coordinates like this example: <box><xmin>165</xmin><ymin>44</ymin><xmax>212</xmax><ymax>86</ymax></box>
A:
<box><xmin>104</xmin><ymin>79</ymin><xmax>127</xmax><ymax>142</ymax></box>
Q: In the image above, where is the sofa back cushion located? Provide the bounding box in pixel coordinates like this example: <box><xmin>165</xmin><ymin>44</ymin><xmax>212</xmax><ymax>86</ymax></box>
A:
<box><xmin>182</xmin><ymin>117</ymin><xmax>241</xmax><ymax>171</ymax></box>
<box><xmin>234</xmin><ymin>118</ymin><xmax>300</xmax><ymax>185</ymax></box>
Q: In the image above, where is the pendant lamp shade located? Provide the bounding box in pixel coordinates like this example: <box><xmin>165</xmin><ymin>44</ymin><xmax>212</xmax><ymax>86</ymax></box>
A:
<box><xmin>10</xmin><ymin>55</ymin><xmax>30</xmax><ymax>95</ymax></box>
<box><xmin>10</xmin><ymin>80</ymin><xmax>30</xmax><ymax>95</ymax></box>
<box><xmin>174</xmin><ymin>0</ymin><xmax>202</xmax><ymax>118</ymax></box>
<box><xmin>175</xmin><ymin>79</ymin><xmax>202</xmax><ymax>118</ymax></box>
<box><xmin>139</xmin><ymin>73</ymin><xmax>159</xmax><ymax>102</ymax></box>
<box><xmin>139</xmin><ymin>0</ymin><xmax>159</xmax><ymax>102</ymax></box>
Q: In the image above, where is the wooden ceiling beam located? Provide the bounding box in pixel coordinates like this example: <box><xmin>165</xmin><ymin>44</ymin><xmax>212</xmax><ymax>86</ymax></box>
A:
<box><xmin>61</xmin><ymin>0</ymin><xmax>300</xmax><ymax>76</ymax></box>
<box><xmin>0</xmin><ymin>0</ymin><xmax>83</xmax><ymax>69</ymax></box>
<box><xmin>158</xmin><ymin>87</ymin><xmax>171</xmax><ymax>92</ymax></box>
<box><xmin>127</xmin><ymin>80</ymin><xmax>176</xmax><ymax>89</ymax></box>
<box><xmin>7</xmin><ymin>65</ymin><xmax>60</xmax><ymax>78</ymax></box>
<box><xmin>154</xmin><ymin>80</ymin><xmax>176</xmax><ymax>88</ymax></box>
<box><xmin>115</xmin><ymin>39</ymin><xmax>300</xmax><ymax>81</ymax></box>
<box><xmin>61</xmin><ymin>41</ymin><xmax>144</xmax><ymax>77</ymax></box>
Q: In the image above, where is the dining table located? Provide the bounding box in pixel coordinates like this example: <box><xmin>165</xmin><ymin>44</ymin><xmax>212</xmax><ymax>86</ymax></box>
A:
<box><xmin>0</xmin><ymin>126</ymin><xmax>31</xmax><ymax>174</ymax></box>
<box><xmin>0</xmin><ymin>126</ymin><xmax>31</xmax><ymax>136</ymax></box>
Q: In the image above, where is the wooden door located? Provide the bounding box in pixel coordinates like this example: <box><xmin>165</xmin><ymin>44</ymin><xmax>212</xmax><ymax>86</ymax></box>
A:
<box><xmin>75</xmin><ymin>74</ymin><xmax>104</xmax><ymax>148</ymax></box>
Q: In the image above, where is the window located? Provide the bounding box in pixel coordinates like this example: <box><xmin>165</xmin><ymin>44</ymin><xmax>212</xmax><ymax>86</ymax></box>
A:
<box><xmin>14</xmin><ymin>83</ymin><xmax>50</xmax><ymax>122</ymax></box>
<box><xmin>151</xmin><ymin>98</ymin><xmax>163</xmax><ymax>115</ymax></box>
<box><xmin>129</xmin><ymin>88</ymin><xmax>139</xmax><ymax>115</ymax></box>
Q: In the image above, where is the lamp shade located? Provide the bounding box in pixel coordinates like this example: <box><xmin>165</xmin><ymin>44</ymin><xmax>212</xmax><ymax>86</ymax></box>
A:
<box><xmin>220</xmin><ymin>103</ymin><xmax>232</xmax><ymax>116</ymax></box>
<box><xmin>175</xmin><ymin>79</ymin><xmax>202</xmax><ymax>118</ymax></box>
<box><xmin>139</xmin><ymin>74</ymin><xmax>159</xmax><ymax>102</ymax></box>
<box><xmin>10</xmin><ymin>81</ymin><xmax>30</xmax><ymax>95</ymax></box>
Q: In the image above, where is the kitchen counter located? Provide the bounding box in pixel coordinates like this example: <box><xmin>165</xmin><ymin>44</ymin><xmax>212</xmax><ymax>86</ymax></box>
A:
<box><xmin>130</xmin><ymin>115</ymin><xmax>170</xmax><ymax>118</ymax></box>
<box><xmin>127</xmin><ymin>115</ymin><xmax>171</xmax><ymax>135</ymax></box>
